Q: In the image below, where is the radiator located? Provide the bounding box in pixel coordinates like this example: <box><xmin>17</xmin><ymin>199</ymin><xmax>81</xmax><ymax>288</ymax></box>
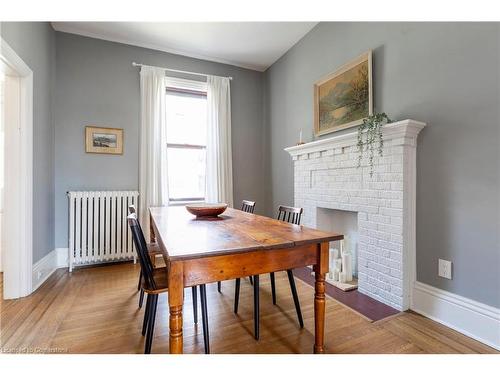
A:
<box><xmin>67</xmin><ymin>190</ymin><xmax>139</xmax><ymax>271</ymax></box>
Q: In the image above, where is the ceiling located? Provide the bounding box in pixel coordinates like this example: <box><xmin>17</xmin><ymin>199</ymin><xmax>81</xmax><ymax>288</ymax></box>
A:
<box><xmin>51</xmin><ymin>22</ymin><xmax>318</xmax><ymax>71</ymax></box>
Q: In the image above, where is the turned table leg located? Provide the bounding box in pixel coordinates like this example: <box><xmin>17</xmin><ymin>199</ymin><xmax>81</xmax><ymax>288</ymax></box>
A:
<box><xmin>168</xmin><ymin>262</ymin><xmax>184</xmax><ymax>354</ymax></box>
<box><xmin>314</xmin><ymin>272</ymin><xmax>326</xmax><ymax>353</ymax></box>
<box><xmin>314</xmin><ymin>242</ymin><xmax>329</xmax><ymax>354</ymax></box>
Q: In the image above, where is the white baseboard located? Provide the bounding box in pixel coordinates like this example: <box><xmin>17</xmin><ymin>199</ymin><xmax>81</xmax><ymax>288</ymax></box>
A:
<box><xmin>412</xmin><ymin>281</ymin><xmax>500</xmax><ymax>350</ymax></box>
<box><xmin>32</xmin><ymin>248</ymin><xmax>69</xmax><ymax>292</ymax></box>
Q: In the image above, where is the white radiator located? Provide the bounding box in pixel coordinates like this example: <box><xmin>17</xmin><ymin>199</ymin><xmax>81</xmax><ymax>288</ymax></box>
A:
<box><xmin>67</xmin><ymin>191</ymin><xmax>139</xmax><ymax>271</ymax></box>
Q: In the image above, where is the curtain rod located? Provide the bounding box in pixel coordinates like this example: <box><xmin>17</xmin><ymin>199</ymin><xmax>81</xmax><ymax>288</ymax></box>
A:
<box><xmin>132</xmin><ymin>62</ymin><xmax>233</xmax><ymax>81</ymax></box>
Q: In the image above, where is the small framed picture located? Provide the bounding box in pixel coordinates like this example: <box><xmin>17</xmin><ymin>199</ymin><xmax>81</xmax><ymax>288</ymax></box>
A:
<box><xmin>85</xmin><ymin>126</ymin><xmax>123</xmax><ymax>155</ymax></box>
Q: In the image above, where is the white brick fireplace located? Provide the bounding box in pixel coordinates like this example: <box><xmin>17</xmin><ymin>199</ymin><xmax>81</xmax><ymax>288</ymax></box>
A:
<box><xmin>285</xmin><ymin>119</ymin><xmax>426</xmax><ymax>311</ymax></box>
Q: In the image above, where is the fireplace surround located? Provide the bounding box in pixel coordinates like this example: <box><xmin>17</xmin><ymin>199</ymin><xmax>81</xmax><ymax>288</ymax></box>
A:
<box><xmin>285</xmin><ymin>119</ymin><xmax>426</xmax><ymax>310</ymax></box>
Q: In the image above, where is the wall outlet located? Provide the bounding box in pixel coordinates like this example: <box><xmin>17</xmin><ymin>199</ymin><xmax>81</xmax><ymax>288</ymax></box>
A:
<box><xmin>438</xmin><ymin>259</ymin><xmax>452</xmax><ymax>279</ymax></box>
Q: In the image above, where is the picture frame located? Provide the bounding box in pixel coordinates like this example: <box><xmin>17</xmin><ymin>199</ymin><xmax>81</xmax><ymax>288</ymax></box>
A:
<box><xmin>314</xmin><ymin>50</ymin><xmax>373</xmax><ymax>136</ymax></box>
<box><xmin>85</xmin><ymin>126</ymin><xmax>123</xmax><ymax>155</ymax></box>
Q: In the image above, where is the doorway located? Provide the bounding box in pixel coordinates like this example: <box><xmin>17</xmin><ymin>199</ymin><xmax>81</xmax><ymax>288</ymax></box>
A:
<box><xmin>0</xmin><ymin>38</ymin><xmax>33</xmax><ymax>299</ymax></box>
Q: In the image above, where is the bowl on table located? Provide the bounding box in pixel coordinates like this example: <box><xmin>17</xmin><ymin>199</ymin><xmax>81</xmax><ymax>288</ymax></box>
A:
<box><xmin>185</xmin><ymin>203</ymin><xmax>228</xmax><ymax>218</ymax></box>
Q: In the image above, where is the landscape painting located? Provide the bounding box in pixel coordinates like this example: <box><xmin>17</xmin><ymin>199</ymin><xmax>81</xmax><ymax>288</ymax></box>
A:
<box><xmin>85</xmin><ymin>126</ymin><xmax>123</xmax><ymax>155</ymax></box>
<box><xmin>314</xmin><ymin>51</ymin><xmax>373</xmax><ymax>136</ymax></box>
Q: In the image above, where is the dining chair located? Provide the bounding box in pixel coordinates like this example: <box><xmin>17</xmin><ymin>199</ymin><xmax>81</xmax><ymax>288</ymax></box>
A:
<box><xmin>217</xmin><ymin>200</ymin><xmax>256</xmax><ymax>293</ymax></box>
<box><xmin>269</xmin><ymin>205</ymin><xmax>304</xmax><ymax>327</ymax></box>
<box><xmin>128</xmin><ymin>213</ymin><xmax>211</xmax><ymax>354</ymax></box>
<box><xmin>233</xmin><ymin>204</ymin><xmax>304</xmax><ymax>339</ymax></box>
<box><xmin>128</xmin><ymin>205</ymin><xmax>162</xmax><ymax>309</ymax></box>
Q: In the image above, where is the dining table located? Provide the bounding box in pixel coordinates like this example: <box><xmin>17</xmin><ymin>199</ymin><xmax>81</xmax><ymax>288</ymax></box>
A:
<box><xmin>149</xmin><ymin>205</ymin><xmax>343</xmax><ymax>354</ymax></box>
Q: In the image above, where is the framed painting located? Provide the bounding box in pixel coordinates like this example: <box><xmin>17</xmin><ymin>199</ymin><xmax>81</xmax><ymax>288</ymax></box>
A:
<box><xmin>314</xmin><ymin>50</ymin><xmax>373</xmax><ymax>136</ymax></box>
<box><xmin>85</xmin><ymin>126</ymin><xmax>123</xmax><ymax>155</ymax></box>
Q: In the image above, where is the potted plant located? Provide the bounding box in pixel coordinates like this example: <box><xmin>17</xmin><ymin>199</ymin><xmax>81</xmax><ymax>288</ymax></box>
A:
<box><xmin>356</xmin><ymin>113</ymin><xmax>392</xmax><ymax>177</ymax></box>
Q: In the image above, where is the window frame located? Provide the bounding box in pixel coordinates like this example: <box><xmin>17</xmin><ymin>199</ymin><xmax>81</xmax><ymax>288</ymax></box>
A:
<box><xmin>165</xmin><ymin>83</ymin><xmax>208</xmax><ymax>204</ymax></box>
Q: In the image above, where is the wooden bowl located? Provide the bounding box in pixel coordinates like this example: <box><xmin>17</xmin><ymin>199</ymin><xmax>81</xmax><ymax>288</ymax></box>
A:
<box><xmin>185</xmin><ymin>203</ymin><xmax>228</xmax><ymax>217</ymax></box>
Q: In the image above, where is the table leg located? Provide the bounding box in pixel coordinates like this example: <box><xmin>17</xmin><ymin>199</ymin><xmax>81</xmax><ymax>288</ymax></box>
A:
<box><xmin>314</xmin><ymin>242</ymin><xmax>329</xmax><ymax>354</ymax></box>
<box><xmin>168</xmin><ymin>262</ymin><xmax>184</xmax><ymax>354</ymax></box>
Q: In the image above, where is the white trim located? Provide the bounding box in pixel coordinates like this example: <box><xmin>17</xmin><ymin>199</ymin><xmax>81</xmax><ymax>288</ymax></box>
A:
<box><xmin>0</xmin><ymin>38</ymin><xmax>33</xmax><ymax>299</ymax></box>
<box><xmin>285</xmin><ymin>119</ymin><xmax>426</xmax><ymax>159</ymax></box>
<box><xmin>31</xmin><ymin>248</ymin><xmax>69</xmax><ymax>292</ymax></box>
<box><xmin>412</xmin><ymin>281</ymin><xmax>500</xmax><ymax>350</ymax></box>
<box><xmin>32</xmin><ymin>250</ymin><xmax>58</xmax><ymax>292</ymax></box>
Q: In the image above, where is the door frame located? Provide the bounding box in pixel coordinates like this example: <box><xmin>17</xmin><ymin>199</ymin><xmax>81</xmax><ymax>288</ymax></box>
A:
<box><xmin>1</xmin><ymin>37</ymin><xmax>33</xmax><ymax>299</ymax></box>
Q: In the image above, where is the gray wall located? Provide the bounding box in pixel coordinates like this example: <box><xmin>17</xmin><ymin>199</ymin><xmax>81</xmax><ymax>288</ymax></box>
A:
<box><xmin>54</xmin><ymin>32</ymin><xmax>266</xmax><ymax>247</ymax></box>
<box><xmin>264</xmin><ymin>22</ymin><xmax>499</xmax><ymax>307</ymax></box>
<box><xmin>1</xmin><ymin>22</ymin><xmax>56</xmax><ymax>263</ymax></box>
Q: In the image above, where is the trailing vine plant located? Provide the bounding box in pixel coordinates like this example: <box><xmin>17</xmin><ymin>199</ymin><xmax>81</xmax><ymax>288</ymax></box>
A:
<box><xmin>357</xmin><ymin>113</ymin><xmax>392</xmax><ymax>177</ymax></box>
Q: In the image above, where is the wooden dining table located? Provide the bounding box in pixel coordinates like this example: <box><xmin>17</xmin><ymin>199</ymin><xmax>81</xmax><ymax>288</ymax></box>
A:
<box><xmin>149</xmin><ymin>205</ymin><xmax>343</xmax><ymax>354</ymax></box>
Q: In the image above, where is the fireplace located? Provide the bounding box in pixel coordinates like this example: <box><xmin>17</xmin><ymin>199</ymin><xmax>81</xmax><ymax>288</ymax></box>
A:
<box><xmin>285</xmin><ymin>119</ymin><xmax>425</xmax><ymax>311</ymax></box>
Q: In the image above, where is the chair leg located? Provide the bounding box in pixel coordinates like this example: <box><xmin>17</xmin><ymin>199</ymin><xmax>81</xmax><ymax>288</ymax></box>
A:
<box><xmin>286</xmin><ymin>269</ymin><xmax>304</xmax><ymax>328</ymax></box>
<box><xmin>142</xmin><ymin>294</ymin><xmax>151</xmax><ymax>336</ymax></box>
<box><xmin>192</xmin><ymin>286</ymin><xmax>198</xmax><ymax>324</ymax></box>
<box><xmin>217</xmin><ymin>281</ymin><xmax>221</xmax><ymax>293</ymax></box>
<box><xmin>234</xmin><ymin>278</ymin><xmax>241</xmax><ymax>314</ymax></box>
<box><xmin>145</xmin><ymin>294</ymin><xmax>158</xmax><ymax>354</ymax></box>
<box><xmin>138</xmin><ymin>289</ymin><xmax>145</xmax><ymax>309</ymax></box>
<box><xmin>137</xmin><ymin>270</ymin><xmax>142</xmax><ymax>291</ymax></box>
<box><xmin>253</xmin><ymin>274</ymin><xmax>260</xmax><ymax>340</ymax></box>
<box><xmin>270</xmin><ymin>272</ymin><xmax>276</xmax><ymax>305</ymax></box>
<box><xmin>249</xmin><ymin>276</ymin><xmax>253</xmax><ymax>285</ymax></box>
<box><xmin>200</xmin><ymin>284</ymin><xmax>210</xmax><ymax>354</ymax></box>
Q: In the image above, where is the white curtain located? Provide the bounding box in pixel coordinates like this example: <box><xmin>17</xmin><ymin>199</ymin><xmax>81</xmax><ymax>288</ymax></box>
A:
<box><xmin>205</xmin><ymin>75</ymin><xmax>233</xmax><ymax>206</ymax></box>
<box><xmin>139</xmin><ymin>66</ymin><xmax>169</xmax><ymax>238</ymax></box>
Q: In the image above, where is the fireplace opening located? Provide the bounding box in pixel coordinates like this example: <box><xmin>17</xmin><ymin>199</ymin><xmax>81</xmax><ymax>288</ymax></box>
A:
<box><xmin>317</xmin><ymin>207</ymin><xmax>359</xmax><ymax>290</ymax></box>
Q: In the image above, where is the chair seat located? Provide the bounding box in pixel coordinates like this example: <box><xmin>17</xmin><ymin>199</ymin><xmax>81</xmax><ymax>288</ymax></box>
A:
<box><xmin>142</xmin><ymin>268</ymin><xmax>169</xmax><ymax>294</ymax></box>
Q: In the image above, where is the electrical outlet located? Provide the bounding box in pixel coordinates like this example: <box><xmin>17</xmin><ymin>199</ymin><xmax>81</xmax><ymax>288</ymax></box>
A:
<box><xmin>438</xmin><ymin>259</ymin><xmax>452</xmax><ymax>279</ymax></box>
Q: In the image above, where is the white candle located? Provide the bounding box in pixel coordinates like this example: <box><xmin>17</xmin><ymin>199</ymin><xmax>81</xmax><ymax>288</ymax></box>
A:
<box><xmin>332</xmin><ymin>248</ymin><xmax>339</xmax><ymax>259</ymax></box>
<box><xmin>339</xmin><ymin>272</ymin><xmax>347</xmax><ymax>283</ymax></box>
<box><xmin>333</xmin><ymin>269</ymin><xmax>340</xmax><ymax>281</ymax></box>
<box><xmin>299</xmin><ymin>130</ymin><xmax>303</xmax><ymax>143</ymax></box>
<box><xmin>335</xmin><ymin>259</ymin><xmax>342</xmax><ymax>272</ymax></box>
<box><xmin>342</xmin><ymin>252</ymin><xmax>353</xmax><ymax>282</ymax></box>
<box><xmin>329</xmin><ymin>248</ymin><xmax>336</xmax><ymax>270</ymax></box>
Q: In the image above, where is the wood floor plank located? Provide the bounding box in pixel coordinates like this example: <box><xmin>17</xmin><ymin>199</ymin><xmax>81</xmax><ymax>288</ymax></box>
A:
<box><xmin>1</xmin><ymin>263</ymin><xmax>497</xmax><ymax>354</ymax></box>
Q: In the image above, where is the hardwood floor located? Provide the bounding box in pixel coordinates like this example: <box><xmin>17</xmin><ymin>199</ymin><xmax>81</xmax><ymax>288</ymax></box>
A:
<box><xmin>0</xmin><ymin>263</ymin><xmax>496</xmax><ymax>354</ymax></box>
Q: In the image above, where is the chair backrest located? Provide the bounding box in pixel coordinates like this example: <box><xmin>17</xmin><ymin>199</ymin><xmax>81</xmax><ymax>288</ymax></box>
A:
<box><xmin>241</xmin><ymin>200</ymin><xmax>256</xmax><ymax>213</ymax></box>
<box><xmin>127</xmin><ymin>213</ymin><xmax>156</xmax><ymax>290</ymax></box>
<box><xmin>277</xmin><ymin>205</ymin><xmax>303</xmax><ymax>225</ymax></box>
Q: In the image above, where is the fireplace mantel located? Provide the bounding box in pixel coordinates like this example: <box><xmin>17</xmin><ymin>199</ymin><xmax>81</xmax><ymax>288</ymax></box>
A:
<box><xmin>284</xmin><ymin>119</ymin><xmax>426</xmax><ymax>311</ymax></box>
<box><xmin>285</xmin><ymin>119</ymin><xmax>426</xmax><ymax>159</ymax></box>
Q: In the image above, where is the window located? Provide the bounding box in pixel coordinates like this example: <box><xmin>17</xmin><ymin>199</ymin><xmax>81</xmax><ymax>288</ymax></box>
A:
<box><xmin>165</xmin><ymin>77</ymin><xmax>208</xmax><ymax>202</ymax></box>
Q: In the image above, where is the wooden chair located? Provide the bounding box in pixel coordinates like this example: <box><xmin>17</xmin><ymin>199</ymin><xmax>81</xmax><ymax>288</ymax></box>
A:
<box><xmin>128</xmin><ymin>205</ymin><xmax>162</xmax><ymax>309</ymax></box>
<box><xmin>233</xmin><ymin>205</ymin><xmax>304</xmax><ymax>339</ymax></box>
<box><xmin>217</xmin><ymin>200</ymin><xmax>256</xmax><ymax>293</ymax></box>
<box><xmin>128</xmin><ymin>213</ymin><xmax>210</xmax><ymax>354</ymax></box>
